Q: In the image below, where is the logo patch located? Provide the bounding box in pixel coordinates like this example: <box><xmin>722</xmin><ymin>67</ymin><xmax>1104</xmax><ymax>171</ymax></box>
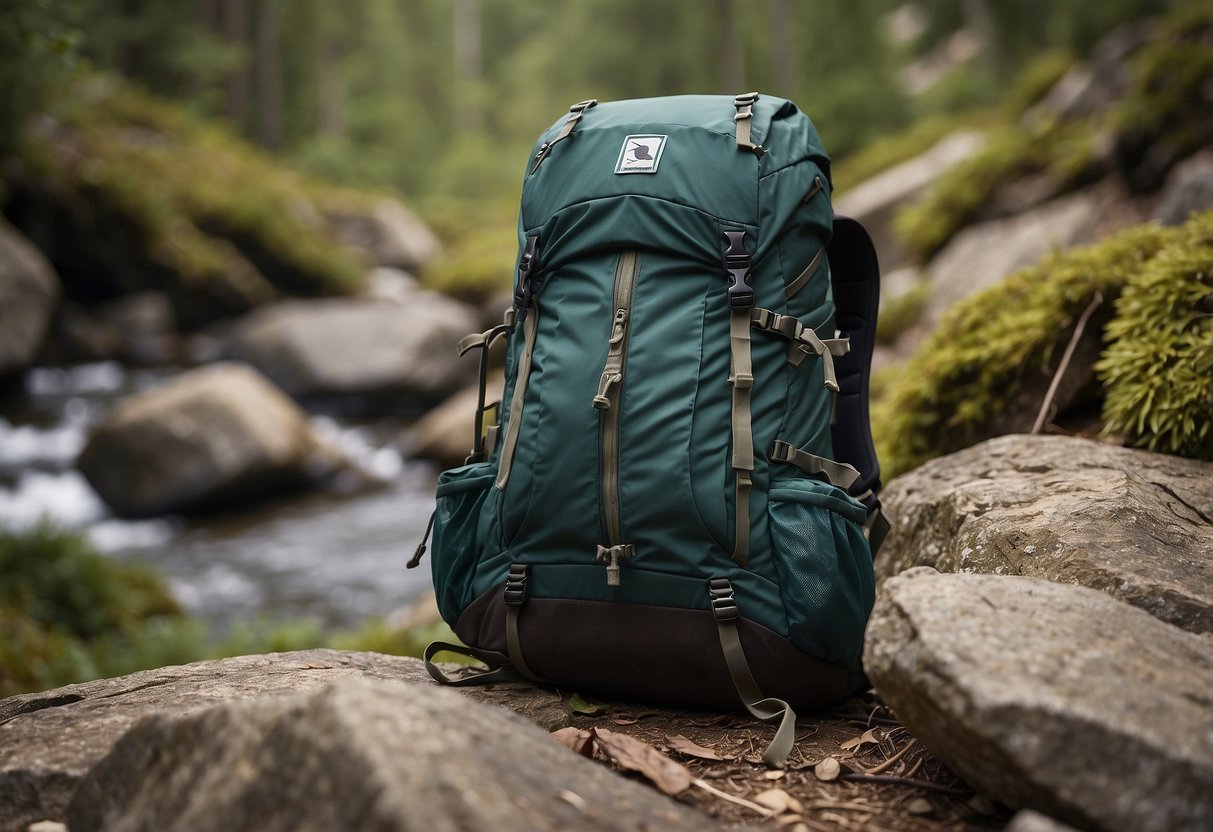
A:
<box><xmin>615</xmin><ymin>135</ymin><xmax>667</xmax><ymax>174</ymax></box>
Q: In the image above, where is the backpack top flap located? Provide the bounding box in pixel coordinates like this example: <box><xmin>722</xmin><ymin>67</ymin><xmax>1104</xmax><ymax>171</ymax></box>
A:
<box><xmin>519</xmin><ymin>94</ymin><xmax>831</xmax><ymax>262</ymax></box>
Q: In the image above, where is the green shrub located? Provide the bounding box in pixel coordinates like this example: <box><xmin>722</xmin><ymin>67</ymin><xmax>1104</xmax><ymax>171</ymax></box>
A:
<box><xmin>1098</xmin><ymin>212</ymin><xmax>1213</xmax><ymax>458</ymax></box>
<box><xmin>0</xmin><ymin>524</ymin><xmax>465</xmax><ymax>697</ymax></box>
<box><xmin>876</xmin><ymin>282</ymin><xmax>931</xmax><ymax>345</ymax></box>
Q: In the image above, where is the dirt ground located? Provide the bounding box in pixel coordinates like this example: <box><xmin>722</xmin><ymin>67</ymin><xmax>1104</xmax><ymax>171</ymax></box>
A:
<box><xmin>562</xmin><ymin>691</ymin><xmax>1011</xmax><ymax>831</ymax></box>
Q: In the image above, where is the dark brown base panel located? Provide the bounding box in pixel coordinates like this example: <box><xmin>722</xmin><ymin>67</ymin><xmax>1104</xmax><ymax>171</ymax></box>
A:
<box><xmin>455</xmin><ymin>585</ymin><xmax>869</xmax><ymax>712</ymax></box>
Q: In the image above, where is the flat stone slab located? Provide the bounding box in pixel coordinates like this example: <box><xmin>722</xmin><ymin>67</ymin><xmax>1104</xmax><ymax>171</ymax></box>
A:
<box><xmin>865</xmin><ymin>568</ymin><xmax>1213</xmax><ymax>832</ymax></box>
<box><xmin>878</xmin><ymin>434</ymin><xmax>1213</xmax><ymax>634</ymax></box>
<box><xmin>0</xmin><ymin>649</ymin><xmax>566</xmax><ymax>832</ymax></box>
<box><xmin>66</xmin><ymin>679</ymin><xmax>714</xmax><ymax>832</ymax></box>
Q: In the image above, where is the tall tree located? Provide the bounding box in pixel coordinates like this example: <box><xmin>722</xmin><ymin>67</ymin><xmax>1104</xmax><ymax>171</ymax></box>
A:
<box><xmin>222</xmin><ymin>0</ymin><xmax>251</xmax><ymax>130</ymax></box>
<box><xmin>255</xmin><ymin>0</ymin><xmax>283</xmax><ymax>148</ymax></box>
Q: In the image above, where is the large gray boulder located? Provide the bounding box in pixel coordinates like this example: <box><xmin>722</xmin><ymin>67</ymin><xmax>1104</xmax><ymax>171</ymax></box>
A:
<box><xmin>0</xmin><ymin>650</ymin><xmax>567</xmax><ymax>832</ymax></box>
<box><xmin>77</xmin><ymin>362</ymin><xmax>340</xmax><ymax>517</ymax></box>
<box><xmin>326</xmin><ymin>198</ymin><xmax>442</xmax><ymax>274</ymax></box>
<box><xmin>877</xmin><ymin>434</ymin><xmax>1213</xmax><ymax>635</ymax></box>
<box><xmin>834</xmin><ymin>130</ymin><xmax>985</xmax><ymax>270</ymax></box>
<box><xmin>0</xmin><ymin>219</ymin><xmax>59</xmax><ymax>379</ymax></box>
<box><xmin>404</xmin><ymin>374</ymin><xmax>504</xmax><ymax>469</ymax></box>
<box><xmin>66</xmin><ymin>679</ymin><xmax>711</xmax><ymax>832</ymax></box>
<box><xmin>865</xmin><ymin>568</ymin><xmax>1213</xmax><ymax>832</ymax></box>
<box><xmin>920</xmin><ymin>185</ymin><xmax>1129</xmax><ymax>330</ymax></box>
<box><xmin>225</xmin><ymin>296</ymin><xmax>477</xmax><ymax>412</ymax></box>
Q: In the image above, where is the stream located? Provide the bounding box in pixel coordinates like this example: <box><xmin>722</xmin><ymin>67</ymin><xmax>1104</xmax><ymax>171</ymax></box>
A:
<box><xmin>0</xmin><ymin>361</ymin><xmax>440</xmax><ymax>635</ymax></box>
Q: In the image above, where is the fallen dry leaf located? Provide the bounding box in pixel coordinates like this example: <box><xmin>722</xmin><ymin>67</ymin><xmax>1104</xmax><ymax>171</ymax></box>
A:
<box><xmin>550</xmin><ymin>727</ymin><xmax>595</xmax><ymax>757</ymax></box>
<box><xmin>609</xmin><ymin>717</ymin><xmax>639</xmax><ymax>725</ymax></box>
<box><xmin>754</xmin><ymin>788</ymin><xmax>804</xmax><ymax>814</ymax></box>
<box><xmin>558</xmin><ymin>789</ymin><xmax>588</xmax><ymax>811</ymax></box>
<box><xmin>840</xmin><ymin>728</ymin><xmax>880</xmax><ymax>751</ymax></box>
<box><xmin>763</xmin><ymin>770</ymin><xmax>786</xmax><ymax>780</ymax></box>
<box><xmin>592</xmin><ymin>727</ymin><xmax>692</xmax><ymax>796</ymax></box>
<box><xmin>666</xmin><ymin>734</ymin><xmax>725</xmax><ymax>761</ymax></box>
<box><xmin>907</xmin><ymin>797</ymin><xmax>934</xmax><ymax>816</ymax></box>
<box><xmin>569</xmin><ymin>692</ymin><xmax>611</xmax><ymax>715</ymax></box>
<box><xmin>813</xmin><ymin>757</ymin><xmax>841</xmax><ymax>781</ymax></box>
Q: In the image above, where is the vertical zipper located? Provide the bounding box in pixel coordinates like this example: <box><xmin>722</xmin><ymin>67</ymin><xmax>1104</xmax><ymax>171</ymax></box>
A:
<box><xmin>593</xmin><ymin>250</ymin><xmax>640</xmax><ymax>558</ymax></box>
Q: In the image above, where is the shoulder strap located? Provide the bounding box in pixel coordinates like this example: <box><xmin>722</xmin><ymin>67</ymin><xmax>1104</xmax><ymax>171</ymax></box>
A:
<box><xmin>827</xmin><ymin>215</ymin><xmax>887</xmax><ymax>550</ymax></box>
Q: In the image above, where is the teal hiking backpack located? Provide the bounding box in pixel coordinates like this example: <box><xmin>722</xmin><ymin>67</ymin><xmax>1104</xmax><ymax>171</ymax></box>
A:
<box><xmin>412</xmin><ymin>93</ymin><xmax>888</xmax><ymax>766</ymax></box>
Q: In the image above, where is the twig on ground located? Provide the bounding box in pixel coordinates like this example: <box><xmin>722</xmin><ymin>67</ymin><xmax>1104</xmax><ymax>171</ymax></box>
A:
<box><xmin>840</xmin><ymin>772</ymin><xmax>970</xmax><ymax>796</ymax></box>
<box><xmin>1032</xmin><ymin>290</ymin><xmax>1103</xmax><ymax>434</ymax></box>
<box><xmin>691</xmin><ymin>778</ymin><xmax>776</xmax><ymax>816</ymax></box>
<box><xmin>864</xmin><ymin>738</ymin><xmax>918</xmax><ymax>775</ymax></box>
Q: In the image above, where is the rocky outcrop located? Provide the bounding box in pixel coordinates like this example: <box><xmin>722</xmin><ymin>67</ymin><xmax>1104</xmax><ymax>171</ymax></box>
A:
<box><xmin>0</xmin><ymin>220</ymin><xmax>59</xmax><ymax>380</ymax></box>
<box><xmin>326</xmin><ymin>198</ymin><xmax>442</xmax><ymax>274</ymax></box>
<box><xmin>65</xmin><ymin>678</ymin><xmax>711</xmax><ymax>832</ymax></box>
<box><xmin>877</xmin><ymin>434</ymin><xmax>1213</xmax><ymax>634</ymax></box>
<box><xmin>920</xmin><ymin>184</ymin><xmax>1134</xmax><ymax>330</ymax></box>
<box><xmin>1153</xmin><ymin>151</ymin><xmax>1213</xmax><ymax>226</ymax></box>
<box><xmin>865</xmin><ymin>568</ymin><xmax>1213</xmax><ymax>832</ymax></box>
<box><xmin>77</xmin><ymin>362</ymin><xmax>341</xmax><ymax>517</ymax></box>
<box><xmin>224</xmin><ymin>296</ymin><xmax>477</xmax><ymax>414</ymax></box>
<box><xmin>0</xmin><ymin>650</ymin><xmax>568</xmax><ymax>832</ymax></box>
<box><xmin>404</xmin><ymin>375</ymin><xmax>504</xmax><ymax>468</ymax></box>
<box><xmin>834</xmin><ymin>130</ymin><xmax>985</xmax><ymax>270</ymax></box>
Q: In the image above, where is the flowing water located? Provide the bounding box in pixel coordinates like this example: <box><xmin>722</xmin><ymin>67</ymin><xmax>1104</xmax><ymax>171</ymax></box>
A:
<box><xmin>0</xmin><ymin>362</ymin><xmax>439</xmax><ymax>634</ymax></box>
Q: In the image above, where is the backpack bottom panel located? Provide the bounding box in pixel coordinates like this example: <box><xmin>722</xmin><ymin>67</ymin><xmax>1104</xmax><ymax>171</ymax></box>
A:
<box><xmin>454</xmin><ymin>582</ymin><xmax>868</xmax><ymax>712</ymax></box>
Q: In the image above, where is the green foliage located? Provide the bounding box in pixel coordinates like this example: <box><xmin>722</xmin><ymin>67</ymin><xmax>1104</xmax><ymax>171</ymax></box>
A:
<box><xmin>1098</xmin><ymin>212</ymin><xmax>1213</xmax><ymax>459</ymax></box>
<box><xmin>876</xmin><ymin>283</ymin><xmax>931</xmax><ymax>344</ymax></box>
<box><xmin>831</xmin><ymin>112</ymin><xmax>993</xmax><ymax>193</ymax></box>
<box><xmin>0</xmin><ymin>0</ymin><xmax>82</xmax><ymax>158</ymax></box>
<box><xmin>874</xmin><ymin>222</ymin><xmax>1172</xmax><ymax>479</ymax></box>
<box><xmin>0</xmin><ymin>522</ymin><xmax>185</xmax><ymax>696</ymax></box>
<box><xmin>0</xmin><ymin>523</ymin><xmax>460</xmax><ymax>697</ymax></box>
<box><xmin>1001</xmin><ymin>49</ymin><xmax>1075</xmax><ymax>119</ymax></box>
<box><xmin>893</xmin><ymin>4</ymin><xmax>1212</xmax><ymax>259</ymax></box>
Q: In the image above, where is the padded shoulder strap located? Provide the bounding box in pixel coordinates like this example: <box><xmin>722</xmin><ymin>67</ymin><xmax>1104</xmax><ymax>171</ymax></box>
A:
<box><xmin>827</xmin><ymin>215</ymin><xmax>882</xmax><ymax>505</ymax></box>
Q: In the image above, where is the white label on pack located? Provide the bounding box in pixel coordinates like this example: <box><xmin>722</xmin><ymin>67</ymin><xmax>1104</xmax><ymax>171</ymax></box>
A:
<box><xmin>614</xmin><ymin>134</ymin><xmax>667</xmax><ymax>174</ymax></box>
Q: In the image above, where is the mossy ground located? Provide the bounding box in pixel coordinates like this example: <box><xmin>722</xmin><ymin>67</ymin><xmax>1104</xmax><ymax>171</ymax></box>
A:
<box><xmin>874</xmin><ymin>212</ymin><xmax>1212</xmax><ymax>479</ymax></box>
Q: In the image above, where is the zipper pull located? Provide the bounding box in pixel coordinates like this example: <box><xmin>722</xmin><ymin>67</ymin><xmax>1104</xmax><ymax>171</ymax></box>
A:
<box><xmin>406</xmin><ymin>509</ymin><xmax>437</xmax><ymax>569</ymax></box>
<box><xmin>592</xmin><ymin>309</ymin><xmax>629</xmax><ymax>410</ymax></box>
<box><xmin>593</xmin><ymin>372</ymin><xmax>623</xmax><ymax>409</ymax></box>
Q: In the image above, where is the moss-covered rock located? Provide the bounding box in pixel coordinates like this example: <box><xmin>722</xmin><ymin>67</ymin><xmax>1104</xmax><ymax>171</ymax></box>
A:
<box><xmin>1098</xmin><ymin>212</ymin><xmax>1213</xmax><ymax>460</ymax></box>
<box><xmin>3</xmin><ymin>76</ymin><xmax>369</xmax><ymax>327</ymax></box>
<box><xmin>874</xmin><ymin>219</ymin><xmax>1178</xmax><ymax>479</ymax></box>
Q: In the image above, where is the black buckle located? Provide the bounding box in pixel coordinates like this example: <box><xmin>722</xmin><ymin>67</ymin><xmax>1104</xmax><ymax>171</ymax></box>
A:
<box><xmin>722</xmin><ymin>230</ymin><xmax>753</xmax><ymax>309</ymax></box>
<box><xmin>708</xmin><ymin>577</ymin><xmax>739</xmax><ymax>621</ymax></box>
<box><xmin>504</xmin><ymin>564</ymin><xmax>529</xmax><ymax>606</ymax></box>
<box><xmin>733</xmin><ymin>92</ymin><xmax>759</xmax><ymax>106</ymax></box>
<box><xmin>569</xmin><ymin>99</ymin><xmax>598</xmax><ymax>114</ymax></box>
<box><xmin>514</xmin><ymin>235</ymin><xmax>541</xmax><ymax>309</ymax></box>
<box><xmin>770</xmin><ymin>440</ymin><xmax>793</xmax><ymax>463</ymax></box>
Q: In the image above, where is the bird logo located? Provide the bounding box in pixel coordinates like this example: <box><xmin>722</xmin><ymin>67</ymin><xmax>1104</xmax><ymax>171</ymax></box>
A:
<box><xmin>629</xmin><ymin>141</ymin><xmax>654</xmax><ymax>162</ymax></box>
<box><xmin>615</xmin><ymin>134</ymin><xmax>667</xmax><ymax>174</ymax></box>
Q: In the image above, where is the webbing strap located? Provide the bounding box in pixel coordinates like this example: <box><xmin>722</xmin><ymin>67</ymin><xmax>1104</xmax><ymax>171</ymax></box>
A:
<box><xmin>770</xmin><ymin>440</ymin><xmax>861</xmax><ymax>489</ymax></box>
<box><xmin>729</xmin><ymin>308</ymin><xmax>755</xmax><ymax>566</ymax></box>
<box><xmin>531</xmin><ymin>99</ymin><xmax>598</xmax><ymax>173</ymax></box>
<box><xmin>709</xmin><ymin>578</ymin><xmax>796</xmax><ymax>767</ymax></box>
<box><xmin>751</xmin><ymin>308</ymin><xmax>847</xmax><ymax>389</ymax></box>
<box><xmin>784</xmin><ymin>246</ymin><xmax>826</xmax><ymax>300</ymax></box>
<box><xmin>496</xmin><ymin>303</ymin><xmax>538</xmax><ymax>489</ymax></box>
<box><xmin>503</xmin><ymin>564</ymin><xmax>539</xmax><ymax>681</ymax></box>
<box><xmin>733</xmin><ymin>92</ymin><xmax>764</xmax><ymax>157</ymax></box>
<box><xmin>423</xmin><ymin>641</ymin><xmax>522</xmax><ymax>687</ymax></box>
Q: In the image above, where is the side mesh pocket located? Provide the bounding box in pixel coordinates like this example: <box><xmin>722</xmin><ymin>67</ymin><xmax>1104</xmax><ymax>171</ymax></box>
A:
<box><xmin>431</xmin><ymin>462</ymin><xmax>497</xmax><ymax>624</ymax></box>
<box><xmin>768</xmin><ymin>478</ymin><xmax>875</xmax><ymax>668</ymax></box>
